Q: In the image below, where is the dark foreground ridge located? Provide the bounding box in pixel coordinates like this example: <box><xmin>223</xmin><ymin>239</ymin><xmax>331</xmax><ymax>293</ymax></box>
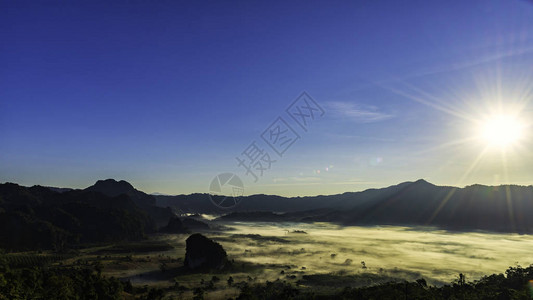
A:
<box><xmin>0</xmin><ymin>180</ymin><xmax>218</xmax><ymax>251</ymax></box>
<box><xmin>236</xmin><ymin>265</ymin><xmax>533</xmax><ymax>299</ymax></box>
<box><xmin>1</xmin><ymin>255</ymin><xmax>532</xmax><ymax>299</ymax></box>
<box><xmin>0</xmin><ymin>182</ymin><xmax>155</xmax><ymax>251</ymax></box>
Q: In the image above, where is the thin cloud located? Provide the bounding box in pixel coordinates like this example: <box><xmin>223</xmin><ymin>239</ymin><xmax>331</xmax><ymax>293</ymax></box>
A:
<box><xmin>325</xmin><ymin>101</ymin><xmax>393</xmax><ymax>123</ymax></box>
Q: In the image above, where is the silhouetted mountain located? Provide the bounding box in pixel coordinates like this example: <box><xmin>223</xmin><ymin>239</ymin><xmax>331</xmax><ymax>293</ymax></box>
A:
<box><xmin>85</xmin><ymin>179</ymin><xmax>154</xmax><ymax>206</ymax></box>
<box><xmin>336</xmin><ymin>181</ymin><xmax>533</xmax><ymax>233</ymax></box>
<box><xmin>206</xmin><ymin>180</ymin><xmax>533</xmax><ymax>233</ymax></box>
<box><xmin>0</xmin><ymin>182</ymin><xmax>154</xmax><ymax>251</ymax></box>
<box><xmin>85</xmin><ymin>179</ymin><xmax>173</xmax><ymax>228</ymax></box>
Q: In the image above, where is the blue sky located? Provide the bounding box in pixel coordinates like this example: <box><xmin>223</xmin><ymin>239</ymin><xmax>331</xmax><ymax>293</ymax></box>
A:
<box><xmin>1</xmin><ymin>0</ymin><xmax>533</xmax><ymax>196</ymax></box>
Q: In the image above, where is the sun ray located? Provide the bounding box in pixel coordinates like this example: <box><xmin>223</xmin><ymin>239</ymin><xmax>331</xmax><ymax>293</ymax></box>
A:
<box><xmin>501</xmin><ymin>149</ymin><xmax>515</xmax><ymax>231</ymax></box>
<box><xmin>426</xmin><ymin>145</ymin><xmax>490</xmax><ymax>225</ymax></box>
<box><xmin>414</xmin><ymin>137</ymin><xmax>479</xmax><ymax>156</ymax></box>
<box><xmin>382</xmin><ymin>83</ymin><xmax>475</xmax><ymax>122</ymax></box>
<box><xmin>398</xmin><ymin>81</ymin><xmax>479</xmax><ymax>123</ymax></box>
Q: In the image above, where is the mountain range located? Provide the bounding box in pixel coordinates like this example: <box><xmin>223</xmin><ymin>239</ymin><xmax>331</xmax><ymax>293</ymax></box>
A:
<box><xmin>156</xmin><ymin>179</ymin><xmax>533</xmax><ymax>233</ymax></box>
<box><xmin>2</xmin><ymin>178</ymin><xmax>532</xmax><ymax>252</ymax></box>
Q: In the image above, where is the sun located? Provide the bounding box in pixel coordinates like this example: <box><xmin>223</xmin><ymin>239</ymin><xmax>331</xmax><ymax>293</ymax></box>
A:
<box><xmin>479</xmin><ymin>114</ymin><xmax>524</xmax><ymax>148</ymax></box>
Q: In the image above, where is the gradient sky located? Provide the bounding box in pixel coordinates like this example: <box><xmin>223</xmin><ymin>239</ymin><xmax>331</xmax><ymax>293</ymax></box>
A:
<box><xmin>1</xmin><ymin>0</ymin><xmax>533</xmax><ymax>196</ymax></box>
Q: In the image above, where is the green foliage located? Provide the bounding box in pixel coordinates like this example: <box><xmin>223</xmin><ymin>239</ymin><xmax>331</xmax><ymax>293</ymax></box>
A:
<box><xmin>0</xmin><ymin>265</ymin><xmax>124</xmax><ymax>299</ymax></box>
<box><xmin>237</xmin><ymin>265</ymin><xmax>533</xmax><ymax>300</ymax></box>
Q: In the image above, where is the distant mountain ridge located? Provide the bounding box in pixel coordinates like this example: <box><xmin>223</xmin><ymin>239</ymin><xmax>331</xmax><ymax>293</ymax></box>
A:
<box><xmin>214</xmin><ymin>180</ymin><xmax>533</xmax><ymax>233</ymax></box>
<box><xmin>155</xmin><ymin>179</ymin><xmax>533</xmax><ymax>233</ymax></box>
<box><xmin>154</xmin><ymin>180</ymin><xmax>426</xmax><ymax>213</ymax></box>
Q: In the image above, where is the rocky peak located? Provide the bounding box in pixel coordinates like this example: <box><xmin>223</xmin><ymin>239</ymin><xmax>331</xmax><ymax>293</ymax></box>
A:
<box><xmin>184</xmin><ymin>233</ymin><xmax>227</xmax><ymax>270</ymax></box>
